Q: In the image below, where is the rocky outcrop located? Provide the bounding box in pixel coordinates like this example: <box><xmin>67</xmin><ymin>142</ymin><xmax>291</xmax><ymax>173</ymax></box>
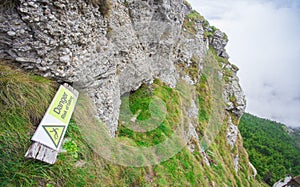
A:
<box><xmin>0</xmin><ymin>0</ymin><xmax>210</xmax><ymax>137</ymax></box>
<box><xmin>223</xmin><ymin>68</ymin><xmax>246</xmax><ymax>119</ymax></box>
<box><xmin>234</xmin><ymin>154</ymin><xmax>239</xmax><ymax>174</ymax></box>
<box><xmin>227</xmin><ymin>116</ymin><xmax>239</xmax><ymax>149</ymax></box>
<box><xmin>210</xmin><ymin>30</ymin><xmax>229</xmax><ymax>59</ymax></box>
<box><xmin>0</xmin><ymin>0</ymin><xmax>245</xmax><ymax>158</ymax></box>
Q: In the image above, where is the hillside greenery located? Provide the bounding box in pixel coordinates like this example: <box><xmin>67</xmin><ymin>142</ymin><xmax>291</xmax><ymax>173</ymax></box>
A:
<box><xmin>239</xmin><ymin>113</ymin><xmax>300</xmax><ymax>185</ymax></box>
<box><xmin>0</xmin><ymin>54</ymin><xmax>265</xmax><ymax>186</ymax></box>
<box><xmin>289</xmin><ymin>127</ymin><xmax>300</xmax><ymax>150</ymax></box>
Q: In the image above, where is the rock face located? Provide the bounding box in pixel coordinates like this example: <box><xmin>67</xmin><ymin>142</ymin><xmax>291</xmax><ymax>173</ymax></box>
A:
<box><xmin>227</xmin><ymin>116</ymin><xmax>239</xmax><ymax>150</ymax></box>
<box><xmin>223</xmin><ymin>66</ymin><xmax>246</xmax><ymax>119</ymax></box>
<box><xmin>0</xmin><ymin>0</ymin><xmax>245</xmax><ymax>145</ymax></box>
<box><xmin>210</xmin><ymin>30</ymin><xmax>229</xmax><ymax>59</ymax></box>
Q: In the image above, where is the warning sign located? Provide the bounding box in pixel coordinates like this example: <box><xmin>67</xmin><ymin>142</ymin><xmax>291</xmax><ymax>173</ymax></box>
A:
<box><xmin>31</xmin><ymin>85</ymin><xmax>78</xmax><ymax>150</ymax></box>
<box><xmin>48</xmin><ymin>88</ymin><xmax>75</xmax><ymax>124</ymax></box>
<box><xmin>43</xmin><ymin>125</ymin><xmax>65</xmax><ymax>148</ymax></box>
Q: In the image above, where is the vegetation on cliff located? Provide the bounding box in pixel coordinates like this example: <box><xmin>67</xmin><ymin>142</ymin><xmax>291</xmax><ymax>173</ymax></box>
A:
<box><xmin>0</xmin><ymin>51</ymin><xmax>265</xmax><ymax>186</ymax></box>
<box><xmin>0</xmin><ymin>0</ymin><xmax>275</xmax><ymax>186</ymax></box>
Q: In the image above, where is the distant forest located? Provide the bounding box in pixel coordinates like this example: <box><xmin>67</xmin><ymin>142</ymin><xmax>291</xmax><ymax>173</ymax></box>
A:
<box><xmin>239</xmin><ymin>113</ymin><xmax>300</xmax><ymax>185</ymax></box>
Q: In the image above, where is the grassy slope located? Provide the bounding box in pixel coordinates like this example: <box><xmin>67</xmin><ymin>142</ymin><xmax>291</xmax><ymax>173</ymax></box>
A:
<box><xmin>239</xmin><ymin>113</ymin><xmax>300</xmax><ymax>185</ymax></box>
<box><xmin>0</xmin><ymin>53</ymin><xmax>264</xmax><ymax>186</ymax></box>
<box><xmin>0</xmin><ymin>61</ymin><xmax>101</xmax><ymax>186</ymax></box>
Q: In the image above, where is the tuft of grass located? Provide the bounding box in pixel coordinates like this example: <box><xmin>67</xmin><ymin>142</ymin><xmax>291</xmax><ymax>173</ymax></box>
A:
<box><xmin>0</xmin><ymin>61</ymin><xmax>57</xmax><ymax>123</ymax></box>
<box><xmin>209</xmin><ymin>26</ymin><xmax>218</xmax><ymax>32</ymax></box>
<box><xmin>123</xmin><ymin>0</ymin><xmax>129</xmax><ymax>7</ymax></box>
<box><xmin>0</xmin><ymin>61</ymin><xmax>100</xmax><ymax>186</ymax></box>
<box><xmin>89</xmin><ymin>0</ymin><xmax>111</xmax><ymax>17</ymax></box>
<box><xmin>186</xmin><ymin>10</ymin><xmax>204</xmax><ymax>22</ymax></box>
<box><xmin>183</xmin><ymin>17</ymin><xmax>198</xmax><ymax>35</ymax></box>
<box><xmin>223</xmin><ymin>32</ymin><xmax>229</xmax><ymax>42</ymax></box>
<box><xmin>175</xmin><ymin>56</ymin><xmax>200</xmax><ymax>81</ymax></box>
<box><xmin>182</xmin><ymin>10</ymin><xmax>221</xmax><ymax>40</ymax></box>
<box><xmin>0</xmin><ymin>0</ymin><xmax>19</xmax><ymax>13</ymax></box>
<box><xmin>208</xmin><ymin>46</ymin><xmax>238</xmax><ymax>83</ymax></box>
<box><xmin>196</xmin><ymin>74</ymin><xmax>211</xmax><ymax>124</ymax></box>
<box><xmin>183</xmin><ymin>0</ymin><xmax>192</xmax><ymax>9</ymax></box>
<box><xmin>118</xmin><ymin>79</ymin><xmax>181</xmax><ymax>147</ymax></box>
<box><xmin>229</xmin><ymin>95</ymin><xmax>237</xmax><ymax>105</ymax></box>
<box><xmin>183</xmin><ymin>10</ymin><xmax>207</xmax><ymax>35</ymax></box>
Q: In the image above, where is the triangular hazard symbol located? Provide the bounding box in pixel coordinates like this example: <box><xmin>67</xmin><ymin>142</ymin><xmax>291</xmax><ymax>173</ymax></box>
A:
<box><xmin>42</xmin><ymin>125</ymin><xmax>65</xmax><ymax>148</ymax></box>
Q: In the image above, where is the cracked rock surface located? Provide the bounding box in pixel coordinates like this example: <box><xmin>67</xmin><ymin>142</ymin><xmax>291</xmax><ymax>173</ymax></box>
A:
<box><xmin>0</xmin><ymin>0</ymin><xmax>245</xmax><ymax>142</ymax></box>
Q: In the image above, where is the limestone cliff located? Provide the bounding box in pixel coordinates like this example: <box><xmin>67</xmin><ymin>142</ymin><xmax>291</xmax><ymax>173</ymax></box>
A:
<box><xmin>0</xmin><ymin>0</ymin><xmax>258</xmax><ymax>186</ymax></box>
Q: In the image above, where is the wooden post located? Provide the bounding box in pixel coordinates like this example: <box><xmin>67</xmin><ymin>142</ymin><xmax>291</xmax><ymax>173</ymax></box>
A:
<box><xmin>25</xmin><ymin>84</ymin><xmax>79</xmax><ymax>164</ymax></box>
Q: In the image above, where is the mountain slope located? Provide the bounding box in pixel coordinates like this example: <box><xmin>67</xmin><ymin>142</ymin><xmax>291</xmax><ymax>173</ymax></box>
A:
<box><xmin>239</xmin><ymin>113</ymin><xmax>300</xmax><ymax>185</ymax></box>
<box><xmin>1</xmin><ymin>0</ymin><xmax>266</xmax><ymax>186</ymax></box>
<box><xmin>0</xmin><ymin>55</ymin><xmax>264</xmax><ymax>186</ymax></box>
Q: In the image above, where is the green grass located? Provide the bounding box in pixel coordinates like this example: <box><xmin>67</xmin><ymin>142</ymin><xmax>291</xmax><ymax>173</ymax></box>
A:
<box><xmin>196</xmin><ymin>74</ymin><xmax>211</xmax><ymax>124</ymax></box>
<box><xmin>186</xmin><ymin>10</ymin><xmax>205</xmax><ymax>22</ymax></box>
<box><xmin>183</xmin><ymin>0</ymin><xmax>192</xmax><ymax>9</ymax></box>
<box><xmin>0</xmin><ymin>61</ymin><xmax>102</xmax><ymax>186</ymax></box>
<box><xmin>118</xmin><ymin>79</ymin><xmax>181</xmax><ymax>147</ymax></box>
<box><xmin>0</xmin><ymin>61</ymin><xmax>56</xmax><ymax>123</ymax></box>
<box><xmin>209</xmin><ymin>46</ymin><xmax>229</xmax><ymax>64</ymax></box>
<box><xmin>183</xmin><ymin>10</ymin><xmax>209</xmax><ymax>35</ymax></box>
<box><xmin>183</xmin><ymin>10</ymin><xmax>218</xmax><ymax>41</ymax></box>
<box><xmin>0</xmin><ymin>60</ymin><xmax>266</xmax><ymax>186</ymax></box>
<box><xmin>174</xmin><ymin>56</ymin><xmax>200</xmax><ymax>81</ymax></box>
<box><xmin>208</xmin><ymin>46</ymin><xmax>238</xmax><ymax>83</ymax></box>
<box><xmin>183</xmin><ymin>17</ymin><xmax>198</xmax><ymax>35</ymax></box>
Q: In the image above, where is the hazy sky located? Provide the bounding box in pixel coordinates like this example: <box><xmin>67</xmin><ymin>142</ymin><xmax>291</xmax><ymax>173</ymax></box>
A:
<box><xmin>189</xmin><ymin>0</ymin><xmax>300</xmax><ymax>127</ymax></box>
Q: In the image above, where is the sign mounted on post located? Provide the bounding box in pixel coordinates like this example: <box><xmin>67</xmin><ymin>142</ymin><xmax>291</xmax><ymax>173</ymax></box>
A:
<box><xmin>30</xmin><ymin>85</ymin><xmax>78</xmax><ymax>150</ymax></box>
<box><xmin>25</xmin><ymin>84</ymin><xmax>79</xmax><ymax>164</ymax></box>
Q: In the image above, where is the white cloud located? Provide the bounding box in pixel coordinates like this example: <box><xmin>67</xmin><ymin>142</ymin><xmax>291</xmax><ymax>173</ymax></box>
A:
<box><xmin>189</xmin><ymin>0</ymin><xmax>300</xmax><ymax>127</ymax></box>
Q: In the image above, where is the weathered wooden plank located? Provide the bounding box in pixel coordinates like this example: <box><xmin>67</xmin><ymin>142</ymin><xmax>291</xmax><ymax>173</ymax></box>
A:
<box><xmin>25</xmin><ymin>142</ymin><xmax>58</xmax><ymax>164</ymax></box>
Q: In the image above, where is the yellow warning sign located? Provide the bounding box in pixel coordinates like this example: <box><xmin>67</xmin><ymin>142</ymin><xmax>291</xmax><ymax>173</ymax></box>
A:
<box><xmin>42</xmin><ymin>125</ymin><xmax>65</xmax><ymax>148</ymax></box>
<box><xmin>49</xmin><ymin>86</ymin><xmax>76</xmax><ymax>124</ymax></box>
